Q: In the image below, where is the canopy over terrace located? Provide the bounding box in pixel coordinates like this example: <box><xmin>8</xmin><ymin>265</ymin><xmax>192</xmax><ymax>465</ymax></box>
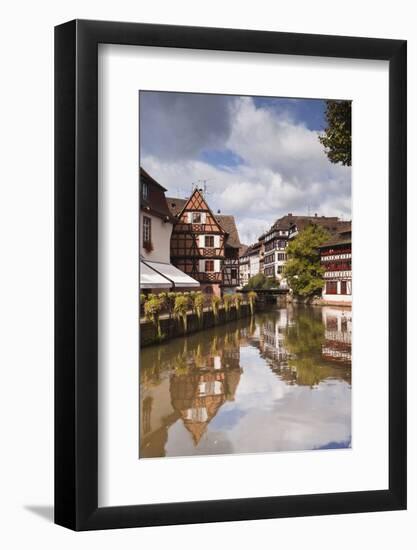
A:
<box><xmin>140</xmin><ymin>260</ymin><xmax>200</xmax><ymax>290</ymax></box>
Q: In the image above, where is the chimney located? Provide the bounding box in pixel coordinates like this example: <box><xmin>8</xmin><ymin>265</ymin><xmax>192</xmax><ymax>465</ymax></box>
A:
<box><xmin>288</xmin><ymin>213</ymin><xmax>292</xmax><ymax>217</ymax></box>
<box><xmin>314</xmin><ymin>213</ymin><xmax>318</xmax><ymax>217</ymax></box>
<box><xmin>217</xmin><ymin>209</ymin><xmax>221</xmax><ymax>214</ymax></box>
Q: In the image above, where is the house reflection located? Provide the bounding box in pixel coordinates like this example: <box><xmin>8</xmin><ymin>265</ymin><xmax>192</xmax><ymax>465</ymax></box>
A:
<box><xmin>140</xmin><ymin>323</ymin><xmax>245</xmax><ymax>457</ymax></box>
<box><xmin>321</xmin><ymin>307</ymin><xmax>352</xmax><ymax>364</ymax></box>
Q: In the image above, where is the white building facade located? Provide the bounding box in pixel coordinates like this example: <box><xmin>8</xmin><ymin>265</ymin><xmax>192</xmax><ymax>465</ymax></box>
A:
<box><xmin>140</xmin><ymin>168</ymin><xmax>200</xmax><ymax>292</ymax></box>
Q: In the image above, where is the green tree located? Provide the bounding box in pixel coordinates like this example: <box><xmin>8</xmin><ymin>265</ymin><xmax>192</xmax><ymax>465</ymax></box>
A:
<box><xmin>318</xmin><ymin>100</ymin><xmax>352</xmax><ymax>166</ymax></box>
<box><xmin>284</xmin><ymin>225</ymin><xmax>329</xmax><ymax>298</ymax></box>
<box><xmin>245</xmin><ymin>272</ymin><xmax>280</xmax><ymax>290</ymax></box>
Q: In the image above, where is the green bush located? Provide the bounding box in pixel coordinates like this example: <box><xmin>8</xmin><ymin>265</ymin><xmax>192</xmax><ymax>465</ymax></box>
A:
<box><xmin>144</xmin><ymin>295</ymin><xmax>164</xmax><ymax>339</ymax></box>
<box><xmin>174</xmin><ymin>294</ymin><xmax>190</xmax><ymax>334</ymax></box>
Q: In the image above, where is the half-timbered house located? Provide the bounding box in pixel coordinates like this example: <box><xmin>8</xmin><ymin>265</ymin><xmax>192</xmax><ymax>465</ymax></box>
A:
<box><xmin>247</xmin><ymin>241</ymin><xmax>261</xmax><ymax>279</ymax></box>
<box><xmin>167</xmin><ymin>189</ymin><xmax>242</xmax><ymax>296</ymax></box>
<box><xmin>238</xmin><ymin>245</ymin><xmax>249</xmax><ymax>287</ymax></box>
<box><xmin>318</xmin><ymin>223</ymin><xmax>352</xmax><ymax>305</ymax></box>
<box><xmin>262</xmin><ymin>213</ymin><xmax>350</xmax><ymax>284</ymax></box>
<box><xmin>215</xmin><ymin>214</ymin><xmax>242</xmax><ymax>293</ymax></box>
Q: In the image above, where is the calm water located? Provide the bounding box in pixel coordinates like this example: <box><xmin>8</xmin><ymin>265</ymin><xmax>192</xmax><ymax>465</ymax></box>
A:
<box><xmin>139</xmin><ymin>306</ymin><xmax>351</xmax><ymax>458</ymax></box>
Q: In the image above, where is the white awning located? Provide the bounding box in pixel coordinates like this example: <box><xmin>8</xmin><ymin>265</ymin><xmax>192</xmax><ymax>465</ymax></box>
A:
<box><xmin>140</xmin><ymin>261</ymin><xmax>172</xmax><ymax>289</ymax></box>
<box><xmin>142</xmin><ymin>260</ymin><xmax>200</xmax><ymax>289</ymax></box>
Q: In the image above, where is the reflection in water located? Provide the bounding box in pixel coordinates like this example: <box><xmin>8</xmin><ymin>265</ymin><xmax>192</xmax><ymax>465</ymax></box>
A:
<box><xmin>140</xmin><ymin>306</ymin><xmax>351</xmax><ymax>458</ymax></box>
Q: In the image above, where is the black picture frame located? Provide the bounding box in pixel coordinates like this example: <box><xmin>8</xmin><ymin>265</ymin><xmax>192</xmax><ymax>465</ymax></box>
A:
<box><xmin>55</xmin><ymin>19</ymin><xmax>407</xmax><ymax>531</ymax></box>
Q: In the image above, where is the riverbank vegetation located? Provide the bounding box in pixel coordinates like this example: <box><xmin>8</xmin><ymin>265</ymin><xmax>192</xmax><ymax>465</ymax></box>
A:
<box><xmin>140</xmin><ymin>290</ymin><xmax>257</xmax><ymax>344</ymax></box>
<box><xmin>244</xmin><ymin>273</ymin><xmax>280</xmax><ymax>290</ymax></box>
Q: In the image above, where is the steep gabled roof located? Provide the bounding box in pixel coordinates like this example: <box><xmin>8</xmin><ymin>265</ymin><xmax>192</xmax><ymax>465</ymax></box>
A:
<box><xmin>239</xmin><ymin>244</ymin><xmax>249</xmax><ymax>257</ymax></box>
<box><xmin>215</xmin><ymin>214</ymin><xmax>241</xmax><ymax>248</ymax></box>
<box><xmin>167</xmin><ymin>189</ymin><xmax>225</xmax><ymax>234</ymax></box>
<box><xmin>166</xmin><ymin>197</ymin><xmax>187</xmax><ymax>217</ymax></box>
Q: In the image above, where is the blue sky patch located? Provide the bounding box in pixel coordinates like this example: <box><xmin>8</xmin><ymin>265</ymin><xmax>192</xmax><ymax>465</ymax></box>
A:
<box><xmin>199</xmin><ymin>148</ymin><xmax>244</xmax><ymax>168</ymax></box>
<box><xmin>253</xmin><ymin>96</ymin><xmax>326</xmax><ymax>131</ymax></box>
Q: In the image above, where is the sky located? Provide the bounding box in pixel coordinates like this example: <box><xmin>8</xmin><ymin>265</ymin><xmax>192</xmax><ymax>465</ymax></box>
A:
<box><xmin>139</xmin><ymin>91</ymin><xmax>351</xmax><ymax>245</ymax></box>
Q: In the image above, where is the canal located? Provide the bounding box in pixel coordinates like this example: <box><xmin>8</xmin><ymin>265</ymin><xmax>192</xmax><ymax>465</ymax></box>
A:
<box><xmin>139</xmin><ymin>305</ymin><xmax>352</xmax><ymax>458</ymax></box>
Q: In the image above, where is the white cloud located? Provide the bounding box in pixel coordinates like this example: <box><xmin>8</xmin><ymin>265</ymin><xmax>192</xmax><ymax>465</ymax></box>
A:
<box><xmin>141</xmin><ymin>95</ymin><xmax>351</xmax><ymax>245</ymax></box>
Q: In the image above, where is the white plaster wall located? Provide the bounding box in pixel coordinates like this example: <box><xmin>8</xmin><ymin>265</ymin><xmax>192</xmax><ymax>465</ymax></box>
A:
<box><xmin>139</xmin><ymin>211</ymin><xmax>173</xmax><ymax>263</ymax></box>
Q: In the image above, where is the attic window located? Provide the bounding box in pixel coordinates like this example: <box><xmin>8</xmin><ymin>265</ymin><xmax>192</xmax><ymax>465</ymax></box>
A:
<box><xmin>192</xmin><ymin>212</ymin><xmax>201</xmax><ymax>223</ymax></box>
<box><xmin>142</xmin><ymin>182</ymin><xmax>148</xmax><ymax>201</ymax></box>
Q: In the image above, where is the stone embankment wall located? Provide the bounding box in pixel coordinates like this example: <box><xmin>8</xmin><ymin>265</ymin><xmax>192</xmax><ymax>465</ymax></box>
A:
<box><xmin>140</xmin><ymin>303</ymin><xmax>252</xmax><ymax>347</ymax></box>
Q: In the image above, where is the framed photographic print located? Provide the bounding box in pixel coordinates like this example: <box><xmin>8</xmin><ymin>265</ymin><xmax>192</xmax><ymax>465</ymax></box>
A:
<box><xmin>55</xmin><ymin>20</ymin><xmax>407</xmax><ymax>530</ymax></box>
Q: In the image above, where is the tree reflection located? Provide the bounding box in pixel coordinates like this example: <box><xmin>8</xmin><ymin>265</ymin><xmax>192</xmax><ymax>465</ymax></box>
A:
<box><xmin>259</xmin><ymin>307</ymin><xmax>351</xmax><ymax>388</ymax></box>
<box><xmin>139</xmin><ymin>307</ymin><xmax>351</xmax><ymax>458</ymax></box>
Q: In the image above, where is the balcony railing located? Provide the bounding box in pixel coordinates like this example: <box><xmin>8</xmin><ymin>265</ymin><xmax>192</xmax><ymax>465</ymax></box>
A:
<box><xmin>200</xmin><ymin>248</ymin><xmax>223</xmax><ymax>257</ymax></box>
<box><xmin>192</xmin><ymin>272</ymin><xmax>223</xmax><ymax>282</ymax></box>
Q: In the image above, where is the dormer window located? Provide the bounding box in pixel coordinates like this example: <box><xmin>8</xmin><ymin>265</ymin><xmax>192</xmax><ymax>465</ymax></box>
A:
<box><xmin>142</xmin><ymin>182</ymin><xmax>148</xmax><ymax>201</ymax></box>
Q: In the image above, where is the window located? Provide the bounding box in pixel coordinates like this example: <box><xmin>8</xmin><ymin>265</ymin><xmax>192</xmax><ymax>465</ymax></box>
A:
<box><xmin>277</xmin><ymin>265</ymin><xmax>284</xmax><ymax>274</ymax></box>
<box><xmin>340</xmin><ymin>280</ymin><xmax>347</xmax><ymax>295</ymax></box>
<box><xmin>192</xmin><ymin>212</ymin><xmax>201</xmax><ymax>223</ymax></box>
<box><xmin>205</xmin><ymin>235</ymin><xmax>214</xmax><ymax>247</ymax></box>
<box><xmin>142</xmin><ymin>181</ymin><xmax>148</xmax><ymax>201</ymax></box>
<box><xmin>143</xmin><ymin>216</ymin><xmax>151</xmax><ymax>246</ymax></box>
<box><xmin>231</xmin><ymin>269</ymin><xmax>237</xmax><ymax>279</ymax></box>
<box><xmin>326</xmin><ymin>281</ymin><xmax>338</xmax><ymax>295</ymax></box>
<box><xmin>277</xmin><ymin>253</ymin><xmax>286</xmax><ymax>261</ymax></box>
<box><xmin>205</xmin><ymin>260</ymin><xmax>214</xmax><ymax>272</ymax></box>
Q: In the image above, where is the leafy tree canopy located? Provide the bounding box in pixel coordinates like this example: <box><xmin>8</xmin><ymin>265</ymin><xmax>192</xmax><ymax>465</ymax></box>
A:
<box><xmin>284</xmin><ymin>224</ymin><xmax>329</xmax><ymax>298</ymax></box>
<box><xmin>245</xmin><ymin>273</ymin><xmax>280</xmax><ymax>290</ymax></box>
<box><xmin>318</xmin><ymin>100</ymin><xmax>352</xmax><ymax>166</ymax></box>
